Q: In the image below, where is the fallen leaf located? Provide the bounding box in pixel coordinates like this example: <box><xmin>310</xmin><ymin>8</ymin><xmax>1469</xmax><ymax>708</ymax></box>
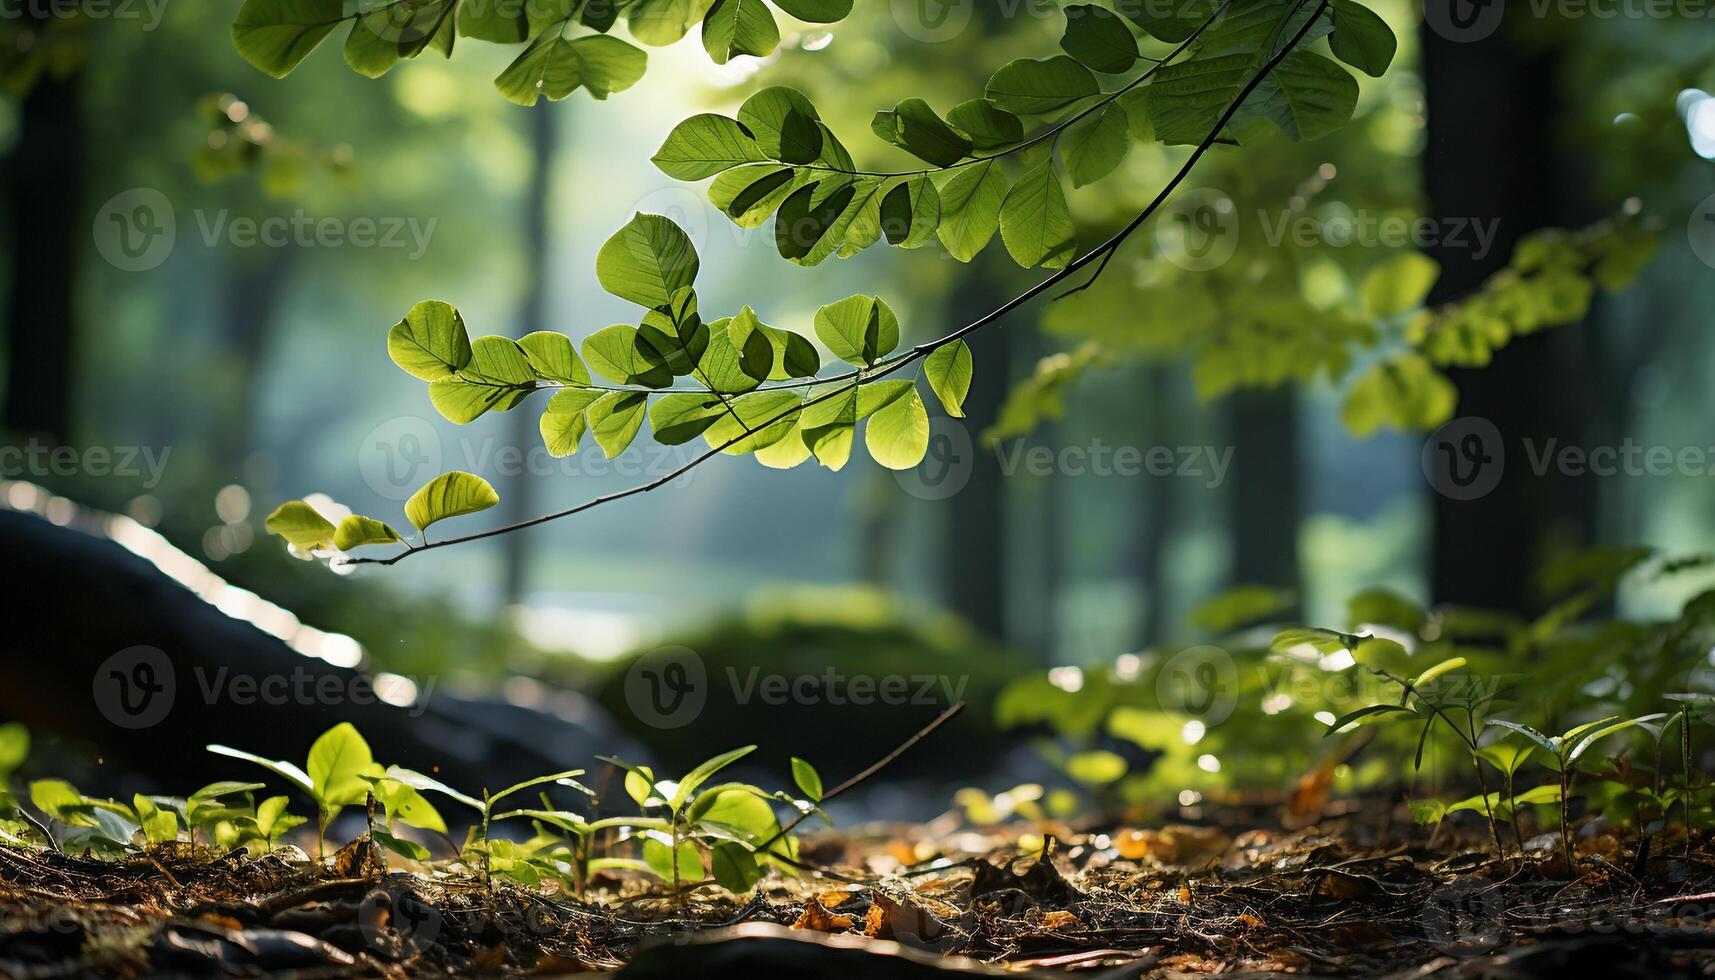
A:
<box><xmin>792</xmin><ymin>895</ymin><xmax>856</xmax><ymax>933</ymax></box>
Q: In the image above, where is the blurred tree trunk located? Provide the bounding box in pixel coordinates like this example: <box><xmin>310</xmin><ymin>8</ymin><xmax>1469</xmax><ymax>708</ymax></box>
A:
<box><xmin>502</xmin><ymin>105</ymin><xmax>557</xmax><ymax>607</ymax></box>
<box><xmin>2</xmin><ymin>72</ymin><xmax>84</xmax><ymax>443</ymax></box>
<box><xmin>1136</xmin><ymin>366</ymin><xmax>1177</xmax><ymax>646</ymax></box>
<box><xmin>943</xmin><ymin>267</ymin><xmax>1012</xmax><ymax>645</ymax></box>
<box><xmin>215</xmin><ymin>254</ymin><xmax>296</xmax><ymax>473</ymax></box>
<box><xmin>1226</xmin><ymin>388</ymin><xmax>1301</xmax><ymax>593</ymax></box>
<box><xmin>1422</xmin><ymin>17</ymin><xmax>1598</xmax><ymax>612</ymax></box>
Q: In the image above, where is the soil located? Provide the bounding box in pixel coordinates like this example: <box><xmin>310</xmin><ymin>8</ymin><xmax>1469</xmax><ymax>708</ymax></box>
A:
<box><xmin>5</xmin><ymin>807</ymin><xmax>1715</xmax><ymax>979</ymax></box>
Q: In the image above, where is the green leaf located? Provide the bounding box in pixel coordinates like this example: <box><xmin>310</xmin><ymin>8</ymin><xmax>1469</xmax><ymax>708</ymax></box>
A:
<box><xmin>495</xmin><ymin>33</ymin><xmax>647</xmax><ymax>106</ymax></box>
<box><xmin>205</xmin><ymin>745</ymin><xmax>314</xmax><ymax>798</ymax></box>
<box><xmin>986</xmin><ymin>56</ymin><xmax>1099</xmax><ymax>116</ymax></box>
<box><xmin>703</xmin><ymin>391</ymin><xmax>803</xmax><ymax>455</ymax></box>
<box><xmin>877</xmin><ymin>177</ymin><xmax>942</xmax><ymax>249</ymax></box>
<box><xmin>540</xmin><ymin>388</ymin><xmax>602</xmax><ymax>457</ymax></box>
<box><xmin>134</xmin><ymin>795</ymin><xmax>178</xmax><ymax>845</ymax></box>
<box><xmin>936</xmin><ymin>161</ymin><xmax>1009</xmax><ymax>262</ymax></box>
<box><xmin>490</xmin><ymin>769</ymin><xmax>591</xmax><ymax>808</ymax></box>
<box><xmin>370</xmin><ymin>778</ymin><xmax>447</xmax><ymax>833</ymax></box>
<box><xmin>1062</xmin><ymin>105</ymin><xmax>1130</xmax><ymax>188</ymax></box>
<box><xmin>1249</xmin><ymin>51</ymin><xmax>1358</xmax><ymax>141</ymax></box>
<box><xmin>1363</xmin><ymin>252</ymin><xmax>1440</xmax><ymax>319</ymax></box>
<box><xmin>1409</xmin><ymin>798</ymin><xmax>1447</xmax><ymax>825</ymax></box>
<box><xmin>650</xmin><ymin>393</ymin><xmax>727</xmax><ymax>445</ymax></box>
<box><xmin>582</xmin><ymin>324</ymin><xmax>674</xmax><ymax>388</ymax></box>
<box><xmin>710</xmin><ymin>840</ymin><xmax>763</xmax><ymax>892</ymax></box>
<box><xmin>1340</xmin><ymin>354</ymin><xmax>1457</xmax><ymax>438</ymax></box>
<box><xmin>671</xmin><ymin>746</ymin><xmax>757</xmax><ymax>812</ymax></box>
<box><xmin>703</xmin><ymin>0</ymin><xmax>779</xmax><ymax>64</ymax></box>
<box><xmin>1475</xmin><ymin>743</ymin><xmax>1536</xmax><ymax>777</ymax></box>
<box><xmin>865</xmin><ymin>385</ymin><xmax>929</xmax><ymax>470</ymax></box>
<box><xmin>404</xmin><ymin>471</ymin><xmax>500</xmax><ymax>534</ymax></box>
<box><xmin>642</xmin><ymin>836</ymin><xmax>703</xmax><ymax>881</ymax></box>
<box><xmin>518</xmin><ymin>331</ymin><xmax>591</xmax><ymax>386</ymax></box>
<box><xmin>1568</xmin><ymin>715</ymin><xmax>1663</xmax><ymax>763</ymax></box>
<box><xmin>714</xmin><ymin>166</ymin><xmax>802</xmax><ymax>227</ymax></box>
<box><xmin>1323</xmin><ymin>703</ymin><xmax>1410</xmax><ymax>735</ymax></box>
<box><xmin>306</xmin><ymin>723</ymin><xmax>375</xmax><ymax>808</ymax></box>
<box><xmin>264</xmin><ymin>501</ymin><xmax>336</xmax><ymax>552</ymax></box>
<box><xmin>769</xmin><ymin>0</ymin><xmax>852</xmax><ymax>21</ymax></box>
<box><xmin>459</xmin><ymin>0</ymin><xmax>529</xmax><ymax>42</ymax></box>
<box><xmin>333</xmin><ymin>515</ymin><xmax>402</xmax><ymax>551</ymax></box>
<box><xmin>924</xmin><ymin>341</ymin><xmax>973</xmax><ymax>418</ymax></box>
<box><xmin>774</xmin><ymin>177</ymin><xmax>871</xmax><ymax>265</ymax></box>
<box><xmin>814</xmin><ymin>295</ymin><xmax>899</xmax><ymax>368</ymax></box>
<box><xmin>588</xmin><ymin>391</ymin><xmax>650</xmax><ymax>458</ymax></box>
<box><xmin>388</xmin><ymin>300</ymin><xmax>472</xmax><ymax>382</ymax></box>
<box><xmin>1000</xmin><ymin>159</ymin><xmax>1077</xmax><ymax>269</ymax></box>
<box><xmin>1329</xmin><ymin>0</ymin><xmax>1396</xmax><ymax>78</ymax></box>
<box><xmin>343</xmin><ymin>0</ymin><xmax>455</xmax><ymax>78</ymax></box>
<box><xmin>947</xmin><ymin>99</ymin><xmax>1024</xmax><ymax>150</ymax></box>
<box><xmin>790</xmin><ymin>758</ymin><xmax>823</xmax><ymax>802</ymax></box>
<box><xmin>373</xmin><ymin>829</ymin><xmax>430</xmax><ymax>861</ymax></box>
<box><xmin>726</xmin><ymin>308</ymin><xmax>821</xmax><ymax>380</ymax></box>
<box><xmin>1189</xmin><ymin>585</ymin><xmax>1295</xmax><ymax>633</ymax></box>
<box><xmin>231</xmin><ymin>0</ymin><xmax>347</xmax><ymax>78</ymax></box>
<box><xmin>627</xmin><ymin>0</ymin><xmax>708</xmax><ymax>44</ymax></box>
<box><xmin>1409</xmin><ymin>657</ymin><xmax>1467</xmax><ymax>692</ymax></box>
<box><xmin>738</xmin><ymin>87</ymin><xmax>824</xmax><ymax>164</ymax></box>
<box><xmin>1486</xmin><ymin>721</ymin><xmax>1561</xmax><ymax>762</ymax></box>
<box><xmin>385</xmin><ymin>766</ymin><xmax>485</xmax><ymax>812</ymax></box>
<box><xmin>0</xmin><ymin>724</ymin><xmax>29</xmax><ymax>777</ymax></box>
<box><xmin>873</xmin><ymin>99</ymin><xmax>971</xmax><ymax>168</ymax></box>
<box><xmin>1113</xmin><ymin>0</ymin><xmax>1215</xmax><ymax>41</ymax></box>
<box><xmin>597</xmin><ymin>213</ymin><xmax>701</xmax><ymax>309</ymax></box>
<box><xmin>1145</xmin><ymin>53</ymin><xmax>1253</xmax><ymax>145</ymax></box>
<box><xmin>1066</xmin><ymin>750</ymin><xmax>1128</xmax><ymax>784</ymax></box>
<box><xmin>1060</xmin><ymin>4</ymin><xmax>1138</xmax><ymax>73</ymax></box>
<box><xmin>654</xmin><ymin>114</ymin><xmax>768</xmax><ymax>180</ymax></box>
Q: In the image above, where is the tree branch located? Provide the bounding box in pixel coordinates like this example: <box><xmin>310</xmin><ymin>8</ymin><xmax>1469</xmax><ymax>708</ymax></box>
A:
<box><xmin>345</xmin><ymin>0</ymin><xmax>1330</xmax><ymax>568</ymax></box>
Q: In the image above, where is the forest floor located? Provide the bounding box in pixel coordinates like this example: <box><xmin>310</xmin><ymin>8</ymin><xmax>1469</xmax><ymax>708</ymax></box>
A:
<box><xmin>5</xmin><ymin>804</ymin><xmax>1715</xmax><ymax>979</ymax></box>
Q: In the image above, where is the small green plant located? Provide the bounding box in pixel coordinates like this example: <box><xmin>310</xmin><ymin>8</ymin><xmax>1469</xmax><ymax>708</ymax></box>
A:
<box><xmin>1488</xmin><ymin>713</ymin><xmax>1663</xmax><ymax>869</ymax></box>
<box><xmin>208</xmin><ymin>722</ymin><xmax>443</xmax><ymax>860</ymax></box>
<box><xmin>597</xmin><ymin>747</ymin><xmax>826</xmax><ymax>897</ymax></box>
<box><xmin>1324</xmin><ymin>655</ymin><xmax>1513</xmax><ymax>854</ymax></box>
<box><xmin>382</xmin><ymin>764</ymin><xmax>595</xmax><ymax>888</ymax></box>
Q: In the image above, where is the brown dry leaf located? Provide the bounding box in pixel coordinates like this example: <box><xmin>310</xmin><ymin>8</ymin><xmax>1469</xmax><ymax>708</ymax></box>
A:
<box><xmin>1040</xmin><ymin>910</ymin><xmax>1079</xmax><ymax>931</ymax></box>
<box><xmin>1111</xmin><ymin>826</ymin><xmax>1231</xmax><ymax>866</ymax></box>
<box><xmin>1236</xmin><ymin>913</ymin><xmax>1264</xmax><ymax>929</ymax></box>
<box><xmin>1286</xmin><ymin>761</ymin><xmax>1335</xmax><ymax>827</ymax></box>
<box><xmin>817</xmin><ymin>889</ymin><xmax>855</xmax><ymax>909</ymax></box>
<box><xmin>792</xmin><ymin>895</ymin><xmax>856</xmax><ymax>933</ymax></box>
<box><xmin>864</xmin><ymin>891</ymin><xmax>954</xmax><ymax>943</ymax></box>
<box><xmin>1577</xmin><ymin>834</ymin><xmax>1622</xmax><ymax>860</ymax></box>
<box><xmin>970</xmin><ymin>839</ymin><xmax>1083</xmax><ymax>906</ymax></box>
<box><xmin>329</xmin><ymin>835</ymin><xmax>382</xmax><ymax>878</ymax></box>
<box><xmin>1178</xmin><ymin>883</ymin><xmax>1192</xmax><ymax>904</ymax></box>
<box><xmin>473</xmin><ymin>944</ymin><xmax>508</xmax><ymax>971</ymax></box>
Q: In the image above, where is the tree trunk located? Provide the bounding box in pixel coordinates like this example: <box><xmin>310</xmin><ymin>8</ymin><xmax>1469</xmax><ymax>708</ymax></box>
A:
<box><xmin>943</xmin><ymin>267</ymin><xmax>1012</xmax><ymax>644</ymax></box>
<box><xmin>501</xmin><ymin>105</ymin><xmax>557</xmax><ymax>607</ymax></box>
<box><xmin>3</xmin><ymin>71</ymin><xmax>84</xmax><ymax>443</ymax></box>
<box><xmin>1422</xmin><ymin>15</ymin><xmax>1599</xmax><ymax>612</ymax></box>
<box><xmin>1226</xmin><ymin>388</ymin><xmax>1302</xmax><ymax>592</ymax></box>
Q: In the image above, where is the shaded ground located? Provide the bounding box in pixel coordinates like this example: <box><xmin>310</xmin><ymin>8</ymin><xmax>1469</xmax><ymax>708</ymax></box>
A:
<box><xmin>6</xmin><ymin>809</ymin><xmax>1715</xmax><ymax>978</ymax></box>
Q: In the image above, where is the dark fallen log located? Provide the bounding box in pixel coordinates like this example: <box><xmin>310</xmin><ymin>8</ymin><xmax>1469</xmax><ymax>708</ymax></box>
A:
<box><xmin>0</xmin><ymin>508</ymin><xmax>638</xmax><ymax>799</ymax></box>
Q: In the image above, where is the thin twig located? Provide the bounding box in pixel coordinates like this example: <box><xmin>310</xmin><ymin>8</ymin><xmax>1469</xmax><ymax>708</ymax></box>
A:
<box><xmin>347</xmin><ymin>0</ymin><xmax>1330</xmax><ymax>568</ymax></box>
